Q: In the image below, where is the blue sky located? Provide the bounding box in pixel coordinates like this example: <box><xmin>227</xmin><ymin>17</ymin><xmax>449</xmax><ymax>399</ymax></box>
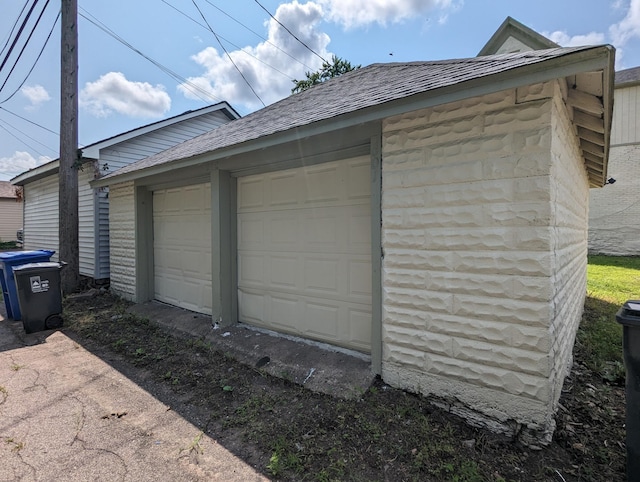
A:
<box><xmin>1</xmin><ymin>0</ymin><xmax>639</xmax><ymax>181</ymax></box>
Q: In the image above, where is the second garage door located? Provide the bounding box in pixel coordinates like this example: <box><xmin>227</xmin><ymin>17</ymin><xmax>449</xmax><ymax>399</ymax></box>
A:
<box><xmin>237</xmin><ymin>157</ymin><xmax>372</xmax><ymax>353</ymax></box>
<box><xmin>153</xmin><ymin>183</ymin><xmax>212</xmax><ymax>314</ymax></box>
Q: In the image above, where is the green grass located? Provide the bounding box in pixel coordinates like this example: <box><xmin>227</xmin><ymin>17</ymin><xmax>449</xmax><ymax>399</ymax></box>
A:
<box><xmin>579</xmin><ymin>255</ymin><xmax>640</xmax><ymax>382</ymax></box>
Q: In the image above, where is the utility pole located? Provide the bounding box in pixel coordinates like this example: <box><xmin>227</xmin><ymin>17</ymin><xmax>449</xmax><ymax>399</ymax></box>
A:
<box><xmin>59</xmin><ymin>0</ymin><xmax>79</xmax><ymax>293</ymax></box>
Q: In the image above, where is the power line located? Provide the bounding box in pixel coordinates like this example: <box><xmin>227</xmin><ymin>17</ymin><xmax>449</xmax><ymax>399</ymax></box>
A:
<box><xmin>0</xmin><ymin>106</ymin><xmax>58</xmax><ymax>135</ymax></box>
<box><xmin>201</xmin><ymin>0</ymin><xmax>313</xmax><ymax>70</ymax></box>
<box><xmin>79</xmin><ymin>8</ymin><xmax>226</xmax><ymax>104</ymax></box>
<box><xmin>161</xmin><ymin>0</ymin><xmax>296</xmax><ymax>80</ymax></box>
<box><xmin>0</xmin><ymin>0</ymin><xmax>40</xmax><ymax>77</ymax></box>
<box><xmin>0</xmin><ymin>1</ymin><xmax>30</xmax><ymax>59</ymax></box>
<box><xmin>191</xmin><ymin>0</ymin><xmax>265</xmax><ymax>107</ymax></box>
<box><xmin>253</xmin><ymin>0</ymin><xmax>327</xmax><ymax>64</ymax></box>
<box><xmin>0</xmin><ymin>117</ymin><xmax>55</xmax><ymax>158</ymax></box>
<box><xmin>0</xmin><ymin>3</ymin><xmax>59</xmax><ymax>103</ymax></box>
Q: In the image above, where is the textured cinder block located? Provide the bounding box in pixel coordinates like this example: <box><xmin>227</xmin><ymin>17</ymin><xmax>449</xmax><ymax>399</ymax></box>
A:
<box><xmin>381</xmin><ymin>83</ymin><xmax>589</xmax><ymax>445</ymax></box>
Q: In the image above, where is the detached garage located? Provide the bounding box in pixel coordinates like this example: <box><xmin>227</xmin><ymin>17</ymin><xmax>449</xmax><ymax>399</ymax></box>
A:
<box><xmin>95</xmin><ymin>46</ymin><xmax>614</xmax><ymax>445</ymax></box>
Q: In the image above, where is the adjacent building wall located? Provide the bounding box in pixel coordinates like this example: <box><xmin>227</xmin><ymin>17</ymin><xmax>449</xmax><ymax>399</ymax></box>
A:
<box><xmin>23</xmin><ymin>175</ymin><xmax>60</xmax><ymax>261</ymax></box>
<box><xmin>589</xmin><ymin>82</ymin><xmax>640</xmax><ymax>255</ymax></box>
<box><xmin>0</xmin><ymin>199</ymin><xmax>22</xmax><ymax>241</ymax></box>
<box><xmin>380</xmin><ymin>82</ymin><xmax>587</xmax><ymax>445</ymax></box>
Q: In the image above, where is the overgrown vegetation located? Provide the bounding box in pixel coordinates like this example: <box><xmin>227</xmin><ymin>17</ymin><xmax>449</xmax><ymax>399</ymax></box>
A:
<box><xmin>0</xmin><ymin>239</ymin><xmax>19</xmax><ymax>250</ymax></box>
<box><xmin>61</xmin><ymin>256</ymin><xmax>635</xmax><ymax>481</ymax></box>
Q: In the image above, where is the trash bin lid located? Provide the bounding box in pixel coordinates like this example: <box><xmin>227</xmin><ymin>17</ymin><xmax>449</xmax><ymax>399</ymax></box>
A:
<box><xmin>0</xmin><ymin>250</ymin><xmax>55</xmax><ymax>262</ymax></box>
<box><xmin>616</xmin><ymin>300</ymin><xmax>640</xmax><ymax>327</ymax></box>
<box><xmin>12</xmin><ymin>261</ymin><xmax>62</xmax><ymax>273</ymax></box>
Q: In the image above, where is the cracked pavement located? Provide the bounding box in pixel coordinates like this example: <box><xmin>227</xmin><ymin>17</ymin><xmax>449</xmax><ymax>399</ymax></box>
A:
<box><xmin>0</xmin><ymin>301</ymin><xmax>269</xmax><ymax>481</ymax></box>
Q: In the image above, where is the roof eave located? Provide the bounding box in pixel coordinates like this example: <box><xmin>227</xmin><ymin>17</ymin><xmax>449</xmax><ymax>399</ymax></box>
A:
<box><xmin>94</xmin><ymin>46</ymin><xmax>615</xmax><ymax>188</ymax></box>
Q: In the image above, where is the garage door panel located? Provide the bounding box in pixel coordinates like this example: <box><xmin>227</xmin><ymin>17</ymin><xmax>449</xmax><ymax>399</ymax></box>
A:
<box><xmin>270</xmin><ymin>255</ymin><xmax>298</xmax><ymax>288</ymax></box>
<box><xmin>238</xmin><ymin>157</ymin><xmax>372</xmax><ymax>352</ymax></box>
<box><xmin>153</xmin><ymin>183</ymin><xmax>212</xmax><ymax>315</ymax></box>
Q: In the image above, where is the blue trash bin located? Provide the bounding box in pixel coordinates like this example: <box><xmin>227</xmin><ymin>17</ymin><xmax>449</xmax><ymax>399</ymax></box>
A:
<box><xmin>0</xmin><ymin>250</ymin><xmax>55</xmax><ymax>320</ymax></box>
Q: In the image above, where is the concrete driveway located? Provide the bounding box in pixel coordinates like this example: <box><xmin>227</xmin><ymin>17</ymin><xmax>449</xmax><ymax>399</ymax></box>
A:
<box><xmin>0</xmin><ymin>300</ymin><xmax>269</xmax><ymax>481</ymax></box>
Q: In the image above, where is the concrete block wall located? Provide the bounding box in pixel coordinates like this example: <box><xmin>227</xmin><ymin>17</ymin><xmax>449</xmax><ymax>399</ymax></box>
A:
<box><xmin>380</xmin><ymin>82</ymin><xmax>586</xmax><ymax>445</ymax></box>
<box><xmin>109</xmin><ymin>181</ymin><xmax>136</xmax><ymax>300</ymax></box>
<box><xmin>548</xmin><ymin>90</ymin><xmax>589</xmax><ymax>416</ymax></box>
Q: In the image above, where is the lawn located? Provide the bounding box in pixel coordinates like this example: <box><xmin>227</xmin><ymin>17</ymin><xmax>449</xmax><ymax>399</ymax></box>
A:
<box><xmin>61</xmin><ymin>255</ymin><xmax>637</xmax><ymax>481</ymax></box>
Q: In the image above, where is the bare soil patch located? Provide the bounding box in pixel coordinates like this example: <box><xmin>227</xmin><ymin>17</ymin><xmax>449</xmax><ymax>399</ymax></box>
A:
<box><xmin>63</xmin><ymin>291</ymin><xmax>625</xmax><ymax>481</ymax></box>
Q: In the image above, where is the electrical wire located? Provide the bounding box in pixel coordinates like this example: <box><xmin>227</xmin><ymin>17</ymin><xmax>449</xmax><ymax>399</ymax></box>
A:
<box><xmin>0</xmin><ymin>0</ymin><xmax>30</xmax><ymax>59</ymax></box>
<box><xmin>200</xmin><ymin>0</ymin><xmax>313</xmax><ymax>70</ymax></box>
<box><xmin>0</xmin><ymin>0</ymin><xmax>52</xmax><ymax>95</ymax></box>
<box><xmin>0</xmin><ymin>0</ymin><xmax>40</xmax><ymax>77</ymax></box>
<box><xmin>0</xmin><ymin>6</ymin><xmax>59</xmax><ymax>104</ymax></box>
<box><xmin>0</xmin><ymin>117</ymin><xmax>55</xmax><ymax>158</ymax></box>
<box><xmin>160</xmin><ymin>0</ymin><xmax>292</xmax><ymax>80</ymax></box>
<box><xmin>0</xmin><ymin>106</ymin><xmax>58</xmax><ymax>135</ymax></box>
<box><xmin>79</xmin><ymin>8</ymin><xmax>225</xmax><ymax>104</ymax></box>
<box><xmin>191</xmin><ymin>0</ymin><xmax>266</xmax><ymax>106</ymax></box>
<box><xmin>253</xmin><ymin>0</ymin><xmax>327</xmax><ymax>64</ymax></box>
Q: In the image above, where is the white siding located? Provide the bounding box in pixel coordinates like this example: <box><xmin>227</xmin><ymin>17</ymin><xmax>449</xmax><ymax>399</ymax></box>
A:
<box><xmin>93</xmin><ymin>109</ymin><xmax>233</xmax><ymax>280</ymax></box>
<box><xmin>23</xmin><ymin>175</ymin><xmax>59</xmax><ymax>261</ymax></box>
<box><xmin>589</xmin><ymin>83</ymin><xmax>640</xmax><ymax>255</ymax></box>
<box><xmin>0</xmin><ymin>199</ymin><xmax>22</xmax><ymax>241</ymax></box>
<box><xmin>380</xmin><ymin>82</ymin><xmax>585</xmax><ymax>445</ymax></box>
<box><xmin>109</xmin><ymin>182</ymin><xmax>136</xmax><ymax>300</ymax></box>
<box><xmin>78</xmin><ymin>166</ymin><xmax>96</xmax><ymax>277</ymax></box>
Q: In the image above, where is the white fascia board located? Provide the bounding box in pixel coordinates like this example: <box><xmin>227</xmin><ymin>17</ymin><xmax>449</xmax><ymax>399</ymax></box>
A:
<box><xmin>82</xmin><ymin>102</ymin><xmax>239</xmax><ymax>159</ymax></box>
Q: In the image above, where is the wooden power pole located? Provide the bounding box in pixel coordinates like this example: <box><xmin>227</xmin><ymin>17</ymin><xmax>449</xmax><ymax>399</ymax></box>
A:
<box><xmin>59</xmin><ymin>0</ymin><xmax>80</xmax><ymax>293</ymax></box>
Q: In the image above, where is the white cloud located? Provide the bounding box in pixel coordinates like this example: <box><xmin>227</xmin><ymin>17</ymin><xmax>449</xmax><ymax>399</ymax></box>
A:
<box><xmin>178</xmin><ymin>1</ymin><xmax>330</xmax><ymax>110</ymax></box>
<box><xmin>319</xmin><ymin>0</ymin><xmax>456</xmax><ymax>29</ymax></box>
<box><xmin>545</xmin><ymin>30</ymin><xmax>606</xmax><ymax>47</ymax></box>
<box><xmin>20</xmin><ymin>84</ymin><xmax>50</xmax><ymax>109</ymax></box>
<box><xmin>610</xmin><ymin>0</ymin><xmax>640</xmax><ymax>45</ymax></box>
<box><xmin>80</xmin><ymin>72</ymin><xmax>171</xmax><ymax>118</ymax></box>
<box><xmin>0</xmin><ymin>151</ymin><xmax>51</xmax><ymax>180</ymax></box>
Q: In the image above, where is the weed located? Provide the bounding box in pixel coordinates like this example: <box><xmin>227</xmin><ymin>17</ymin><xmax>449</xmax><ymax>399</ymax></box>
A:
<box><xmin>5</xmin><ymin>438</ymin><xmax>25</xmax><ymax>452</ymax></box>
<box><xmin>10</xmin><ymin>364</ymin><xmax>24</xmax><ymax>371</ymax></box>
<box><xmin>0</xmin><ymin>385</ymin><xmax>7</xmax><ymax>403</ymax></box>
<box><xmin>266</xmin><ymin>436</ymin><xmax>304</xmax><ymax>476</ymax></box>
<box><xmin>179</xmin><ymin>431</ymin><xmax>204</xmax><ymax>456</ymax></box>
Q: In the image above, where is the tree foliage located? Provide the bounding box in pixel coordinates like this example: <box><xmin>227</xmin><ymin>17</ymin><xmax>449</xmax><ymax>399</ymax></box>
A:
<box><xmin>291</xmin><ymin>55</ymin><xmax>360</xmax><ymax>94</ymax></box>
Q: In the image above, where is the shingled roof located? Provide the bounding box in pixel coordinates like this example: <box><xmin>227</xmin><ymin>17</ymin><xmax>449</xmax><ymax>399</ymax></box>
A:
<box><xmin>616</xmin><ymin>66</ymin><xmax>640</xmax><ymax>85</ymax></box>
<box><xmin>97</xmin><ymin>46</ymin><xmax>614</xmax><ymax>187</ymax></box>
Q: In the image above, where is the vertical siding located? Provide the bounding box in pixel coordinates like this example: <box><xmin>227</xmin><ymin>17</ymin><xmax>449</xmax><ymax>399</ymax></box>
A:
<box><xmin>78</xmin><ymin>165</ymin><xmax>96</xmax><ymax>277</ymax></box>
<box><xmin>109</xmin><ymin>181</ymin><xmax>136</xmax><ymax>300</ymax></box>
<box><xmin>589</xmin><ymin>83</ymin><xmax>640</xmax><ymax>255</ymax></box>
<box><xmin>380</xmin><ymin>84</ymin><xmax>565</xmax><ymax>444</ymax></box>
<box><xmin>610</xmin><ymin>84</ymin><xmax>640</xmax><ymax>145</ymax></box>
<box><xmin>23</xmin><ymin>175</ymin><xmax>59</xmax><ymax>261</ymax></box>
<box><xmin>0</xmin><ymin>199</ymin><xmax>22</xmax><ymax>241</ymax></box>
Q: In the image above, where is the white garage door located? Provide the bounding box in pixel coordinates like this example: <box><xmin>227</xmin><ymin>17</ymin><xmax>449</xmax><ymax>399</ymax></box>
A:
<box><xmin>237</xmin><ymin>157</ymin><xmax>372</xmax><ymax>352</ymax></box>
<box><xmin>153</xmin><ymin>183</ymin><xmax>212</xmax><ymax>314</ymax></box>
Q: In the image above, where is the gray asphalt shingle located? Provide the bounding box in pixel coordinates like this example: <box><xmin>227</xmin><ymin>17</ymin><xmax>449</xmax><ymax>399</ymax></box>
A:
<box><xmin>102</xmin><ymin>46</ymin><xmax>599</xmax><ymax>180</ymax></box>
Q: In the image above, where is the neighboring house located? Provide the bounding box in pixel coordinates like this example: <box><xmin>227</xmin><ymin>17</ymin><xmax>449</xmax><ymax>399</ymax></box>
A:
<box><xmin>94</xmin><ymin>44</ymin><xmax>614</xmax><ymax>445</ymax></box>
<box><xmin>589</xmin><ymin>66</ymin><xmax>640</xmax><ymax>255</ymax></box>
<box><xmin>11</xmin><ymin>102</ymin><xmax>239</xmax><ymax>282</ymax></box>
<box><xmin>0</xmin><ymin>181</ymin><xmax>22</xmax><ymax>242</ymax></box>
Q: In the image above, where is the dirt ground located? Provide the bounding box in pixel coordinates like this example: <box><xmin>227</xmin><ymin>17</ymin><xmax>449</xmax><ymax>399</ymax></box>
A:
<box><xmin>62</xmin><ymin>291</ymin><xmax>626</xmax><ymax>481</ymax></box>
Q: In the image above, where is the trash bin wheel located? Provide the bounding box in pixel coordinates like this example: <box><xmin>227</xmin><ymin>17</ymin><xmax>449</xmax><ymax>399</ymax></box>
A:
<box><xmin>45</xmin><ymin>314</ymin><xmax>63</xmax><ymax>330</ymax></box>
